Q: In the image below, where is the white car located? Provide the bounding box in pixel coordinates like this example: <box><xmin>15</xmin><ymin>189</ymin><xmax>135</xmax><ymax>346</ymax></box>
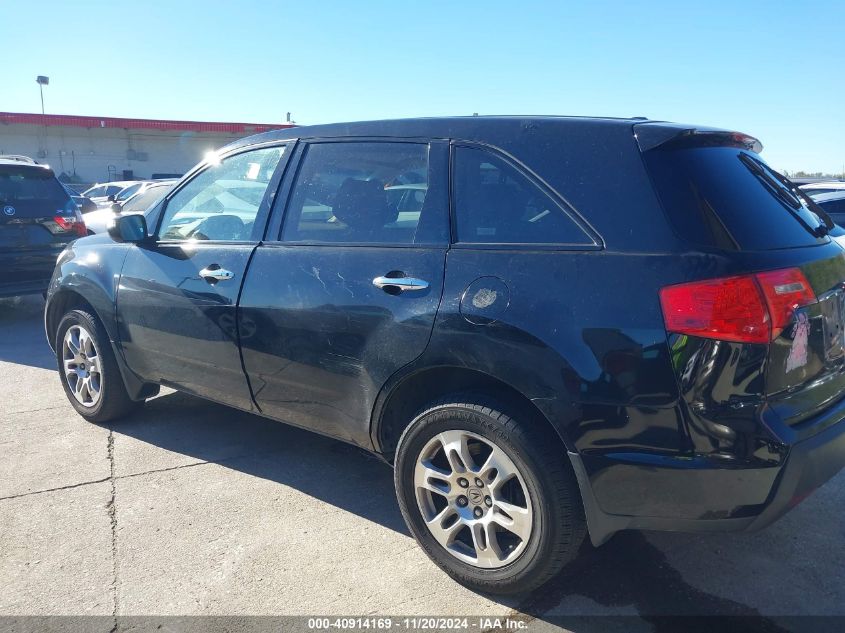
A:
<box><xmin>83</xmin><ymin>180</ymin><xmax>176</xmax><ymax>234</ymax></box>
<box><xmin>800</xmin><ymin>181</ymin><xmax>845</xmax><ymax>197</ymax></box>
<box><xmin>81</xmin><ymin>180</ymin><xmax>140</xmax><ymax>206</ymax></box>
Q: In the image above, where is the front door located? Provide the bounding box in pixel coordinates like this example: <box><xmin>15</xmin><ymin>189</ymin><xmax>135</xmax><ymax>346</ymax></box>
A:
<box><xmin>238</xmin><ymin>140</ymin><xmax>450</xmax><ymax>445</ymax></box>
<box><xmin>116</xmin><ymin>143</ymin><xmax>289</xmax><ymax>409</ymax></box>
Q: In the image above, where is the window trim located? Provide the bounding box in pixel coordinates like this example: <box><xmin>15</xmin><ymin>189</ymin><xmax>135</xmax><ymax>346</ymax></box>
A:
<box><xmin>270</xmin><ymin>137</ymin><xmax>449</xmax><ymax>248</ymax></box>
<box><xmin>448</xmin><ymin>140</ymin><xmax>603</xmax><ymax>251</ymax></box>
<box><xmin>151</xmin><ymin>140</ymin><xmax>292</xmax><ymax>245</ymax></box>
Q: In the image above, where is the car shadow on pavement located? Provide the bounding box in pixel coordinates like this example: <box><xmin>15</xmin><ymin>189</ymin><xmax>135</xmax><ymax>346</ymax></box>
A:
<box><xmin>112</xmin><ymin>390</ymin><xmax>409</xmax><ymax>534</ymax></box>
<box><xmin>111</xmin><ymin>392</ymin><xmax>817</xmax><ymax>628</ymax></box>
<box><xmin>511</xmin><ymin>535</ymin><xmax>793</xmax><ymax>632</ymax></box>
<box><xmin>0</xmin><ymin>295</ymin><xmax>55</xmax><ymax>370</ymax></box>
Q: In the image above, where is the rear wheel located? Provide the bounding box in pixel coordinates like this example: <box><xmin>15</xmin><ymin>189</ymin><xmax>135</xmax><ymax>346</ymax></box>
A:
<box><xmin>56</xmin><ymin>309</ymin><xmax>139</xmax><ymax>422</ymax></box>
<box><xmin>394</xmin><ymin>396</ymin><xmax>586</xmax><ymax>594</ymax></box>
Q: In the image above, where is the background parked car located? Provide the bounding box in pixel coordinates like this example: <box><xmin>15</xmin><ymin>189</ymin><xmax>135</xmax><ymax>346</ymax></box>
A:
<box><xmin>61</xmin><ymin>183</ymin><xmax>97</xmax><ymax>214</ymax></box>
<box><xmin>0</xmin><ymin>158</ymin><xmax>85</xmax><ymax>298</ymax></box>
<box><xmin>812</xmin><ymin>191</ymin><xmax>845</xmax><ymax>226</ymax></box>
<box><xmin>83</xmin><ymin>179</ymin><xmax>177</xmax><ymax>234</ymax></box>
<box><xmin>81</xmin><ymin>180</ymin><xmax>140</xmax><ymax>207</ymax></box>
<box><xmin>800</xmin><ymin>181</ymin><xmax>845</xmax><ymax>197</ymax></box>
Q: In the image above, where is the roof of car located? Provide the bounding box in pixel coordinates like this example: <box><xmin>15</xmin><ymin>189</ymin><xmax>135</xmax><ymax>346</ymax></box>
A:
<box><xmin>87</xmin><ymin>180</ymin><xmax>141</xmax><ymax>189</ymax></box>
<box><xmin>813</xmin><ymin>191</ymin><xmax>845</xmax><ymax>203</ymax></box>
<box><xmin>222</xmin><ymin>115</ymin><xmax>660</xmax><ymax>150</ymax></box>
<box><xmin>0</xmin><ymin>158</ymin><xmax>51</xmax><ymax>169</ymax></box>
<box><xmin>802</xmin><ymin>181</ymin><xmax>845</xmax><ymax>189</ymax></box>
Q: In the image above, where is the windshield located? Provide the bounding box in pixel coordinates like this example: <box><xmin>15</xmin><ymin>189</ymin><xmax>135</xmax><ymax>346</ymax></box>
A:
<box><xmin>643</xmin><ymin>146</ymin><xmax>830</xmax><ymax>250</ymax></box>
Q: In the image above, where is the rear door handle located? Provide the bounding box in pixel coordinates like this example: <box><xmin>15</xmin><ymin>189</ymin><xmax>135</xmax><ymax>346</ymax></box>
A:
<box><xmin>200</xmin><ymin>266</ymin><xmax>235</xmax><ymax>282</ymax></box>
<box><xmin>372</xmin><ymin>276</ymin><xmax>429</xmax><ymax>292</ymax></box>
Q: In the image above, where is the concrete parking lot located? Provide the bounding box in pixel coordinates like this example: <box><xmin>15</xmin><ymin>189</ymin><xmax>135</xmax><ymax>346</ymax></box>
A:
<box><xmin>1</xmin><ymin>294</ymin><xmax>843</xmax><ymax>631</ymax></box>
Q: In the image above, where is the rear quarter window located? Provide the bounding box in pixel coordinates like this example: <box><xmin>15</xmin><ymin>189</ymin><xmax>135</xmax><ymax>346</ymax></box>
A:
<box><xmin>452</xmin><ymin>145</ymin><xmax>594</xmax><ymax>246</ymax></box>
<box><xmin>643</xmin><ymin>147</ymin><xmax>829</xmax><ymax>251</ymax></box>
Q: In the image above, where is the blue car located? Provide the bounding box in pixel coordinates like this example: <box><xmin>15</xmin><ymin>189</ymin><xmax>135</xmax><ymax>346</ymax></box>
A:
<box><xmin>0</xmin><ymin>156</ymin><xmax>86</xmax><ymax>298</ymax></box>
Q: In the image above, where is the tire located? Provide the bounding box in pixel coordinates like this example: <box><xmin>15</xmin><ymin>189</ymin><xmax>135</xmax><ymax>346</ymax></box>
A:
<box><xmin>394</xmin><ymin>395</ymin><xmax>587</xmax><ymax>595</ymax></box>
<box><xmin>55</xmin><ymin>309</ymin><xmax>140</xmax><ymax>423</ymax></box>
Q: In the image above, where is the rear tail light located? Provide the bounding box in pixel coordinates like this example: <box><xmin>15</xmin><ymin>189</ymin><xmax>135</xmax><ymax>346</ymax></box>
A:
<box><xmin>660</xmin><ymin>267</ymin><xmax>816</xmax><ymax>344</ymax></box>
<box><xmin>53</xmin><ymin>209</ymin><xmax>87</xmax><ymax>237</ymax></box>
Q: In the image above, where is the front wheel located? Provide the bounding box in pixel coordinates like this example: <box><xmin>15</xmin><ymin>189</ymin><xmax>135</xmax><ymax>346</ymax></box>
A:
<box><xmin>394</xmin><ymin>397</ymin><xmax>586</xmax><ymax>595</ymax></box>
<box><xmin>56</xmin><ymin>309</ymin><xmax>139</xmax><ymax>422</ymax></box>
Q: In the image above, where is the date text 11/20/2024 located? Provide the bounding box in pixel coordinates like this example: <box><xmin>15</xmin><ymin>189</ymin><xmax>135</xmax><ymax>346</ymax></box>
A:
<box><xmin>307</xmin><ymin>617</ymin><xmax>528</xmax><ymax>630</ymax></box>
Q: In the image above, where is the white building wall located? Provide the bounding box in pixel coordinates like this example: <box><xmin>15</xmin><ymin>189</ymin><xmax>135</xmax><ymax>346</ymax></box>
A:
<box><xmin>0</xmin><ymin>123</ymin><xmax>248</xmax><ymax>184</ymax></box>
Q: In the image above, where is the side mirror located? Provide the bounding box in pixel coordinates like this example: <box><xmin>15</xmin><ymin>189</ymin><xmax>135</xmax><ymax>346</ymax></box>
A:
<box><xmin>110</xmin><ymin>202</ymin><xmax>121</xmax><ymax>213</ymax></box>
<box><xmin>107</xmin><ymin>214</ymin><xmax>148</xmax><ymax>243</ymax></box>
<box><xmin>107</xmin><ymin>194</ymin><xmax>117</xmax><ymax>202</ymax></box>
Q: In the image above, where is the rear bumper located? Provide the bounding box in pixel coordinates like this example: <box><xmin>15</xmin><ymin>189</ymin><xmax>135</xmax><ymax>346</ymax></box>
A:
<box><xmin>746</xmin><ymin>411</ymin><xmax>845</xmax><ymax>531</ymax></box>
<box><xmin>572</xmin><ymin>404</ymin><xmax>845</xmax><ymax>546</ymax></box>
<box><xmin>0</xmin><ymin>246</ymin><xmax>66</xmax><ymax>298</ymax></box>
<box><xmin>0</xmin><ymin>280</ymin><xmax>51</xmax><ymax>298</ymax></box>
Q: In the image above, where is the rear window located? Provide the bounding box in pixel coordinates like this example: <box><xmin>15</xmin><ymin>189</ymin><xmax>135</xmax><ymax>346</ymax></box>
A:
<box><xmin>643</xmin><ymin>147</ymin><xmax>829</xmax><ymax>250</ymax></box>
<box><xmin>0</xmin><ymin>165</ymin><xmax>70</xmax><ymax>209</ymax></box>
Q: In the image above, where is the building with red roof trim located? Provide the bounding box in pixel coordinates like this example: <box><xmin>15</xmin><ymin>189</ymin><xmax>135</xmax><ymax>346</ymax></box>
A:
<box><xmin>0</xmin><ymin>111</ymin><xmax>294</xmax><ymax>184</ymax></box>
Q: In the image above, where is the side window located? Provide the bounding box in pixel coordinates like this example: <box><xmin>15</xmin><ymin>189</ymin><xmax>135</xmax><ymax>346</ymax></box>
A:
<box><xmin>158</xmin><ymin>146</ymin><xmax>285</xmax><ymax>242</ymax></box>
<box><xmin>282</xmin><ymin>142</ymin><xmax>433</xmax><ymax>244</ymax></box>
<box><xmin>453</xmin><ymin>146</ymin><xmax>593</xmax><ymax>245</ymax></box>
<box><xmin>116</xmin><ymin>183</ymin><xmax>141</xmax><ymax>201</ymax></box>
<box><xmin>823</xmin><ymin>199</ymin><xmax>845</xmax><ymax>215</ymax></box>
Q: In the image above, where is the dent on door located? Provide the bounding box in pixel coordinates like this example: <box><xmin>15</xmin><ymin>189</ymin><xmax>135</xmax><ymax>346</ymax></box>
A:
<box><xmin>237</xmin><ymin>245</ymin><xmax>446</xmax><ymax>446</ymax></box>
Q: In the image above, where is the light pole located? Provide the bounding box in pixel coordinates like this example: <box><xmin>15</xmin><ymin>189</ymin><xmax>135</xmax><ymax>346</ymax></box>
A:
<box><xmin>36</xmin><ymin>76</ymin><xmax>49</xmax><ymax>159</ymax></box>
<box><xmin>36</xmin><ymin>76</ymin><xmax>49</xmax><ymax>115</ymax></box>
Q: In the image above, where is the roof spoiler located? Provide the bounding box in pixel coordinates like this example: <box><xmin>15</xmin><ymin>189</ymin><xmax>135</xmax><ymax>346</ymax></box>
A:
<box><xmin>634</xmin><ymin>122</ymin><xmax>763</xmax><ymax>154</ymax></box>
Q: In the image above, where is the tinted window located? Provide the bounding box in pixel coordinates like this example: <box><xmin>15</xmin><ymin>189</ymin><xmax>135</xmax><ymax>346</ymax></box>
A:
<box><xmin>105</xmin><ymin>185</ymin><xmax>123</xmax><ymax>197</ymax></box>
<box><xmin>819</xmin><ymin>198</ymin><xmax>845</xmax><ymax>216</ymax></box>
<box><xmin>116</xmin><ymin>183</ymin><xmax>142</xmax><ymax>201</ymax></box>
<box><xmin>282</xmin><ymin>142</ymin><xmax>434</xmax><ymax>244</ymax></box>
<box><xmin>122</xmin><ymin>184</ymin><xmax>173</xmax><ymax>214</ymax></box>
<box><xmin>82</xmin><ymin>185</ymin><xmax>106</xmax><ymax>197</ymax></box>
<box><xmin>452</xmin><ymin>146</ymin><xmax>592</xmax><ymax>245</ymax></box>
<box><xmin>0</xmin><ymin>165</ymin><xmax>70</xmax><ymax>214</ymax></box>
<box><xmin>158</xmin><ymin>146</ymin><xmax>285</xmax><ymax>242</ymax></box>
<box><xmin>643</xmin><ymin>147</ymin><xmax>828</xmax><ymax>250</ymax></box>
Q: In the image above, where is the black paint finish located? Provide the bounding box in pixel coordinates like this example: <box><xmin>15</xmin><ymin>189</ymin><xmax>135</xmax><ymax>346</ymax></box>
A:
<box><xmin>44</xmin><ymin>116</ymin><xmax>845</xmax><ymax>546</ymax></box>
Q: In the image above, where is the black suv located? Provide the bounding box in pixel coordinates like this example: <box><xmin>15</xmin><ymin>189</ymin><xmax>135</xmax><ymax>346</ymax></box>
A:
<box><xmin>45</xmin><ymin>117</ymin><xmax>845</xmax><ymax>594</ymax></box>
<box><xmin>1</xmin><ymin>158</ymin><xmax>86</xmax><ymax>298</ymax></box>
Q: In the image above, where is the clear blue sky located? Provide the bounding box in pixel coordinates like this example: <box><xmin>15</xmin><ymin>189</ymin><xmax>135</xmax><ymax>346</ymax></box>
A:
<box><xmin>2</xmin><ymin>0</ymin><xmax>843</xmax><ymax>174</ymax></box>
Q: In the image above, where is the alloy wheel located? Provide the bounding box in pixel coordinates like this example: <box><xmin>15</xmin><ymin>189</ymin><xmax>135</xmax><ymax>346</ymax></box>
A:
<box><xmin>62</xmin><ymin>324</ymin><xmax>102</xmax><ymax>407</ymax></box>
<box><xmin>413</xmin><ymin>430</ymin><xmax>533</xmax><ymax>569</ymax></box>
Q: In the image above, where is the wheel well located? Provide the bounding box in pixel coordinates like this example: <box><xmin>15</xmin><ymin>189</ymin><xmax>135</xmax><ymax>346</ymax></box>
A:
<box><xmin>375</xmin><ymin>366</ymin><xmax>570</xmax><ymax>462</ymax></box>
<box><xmin>46</xmin><ymin>290</ymin><xmax>96</xmax><ymax>350</ymax></box>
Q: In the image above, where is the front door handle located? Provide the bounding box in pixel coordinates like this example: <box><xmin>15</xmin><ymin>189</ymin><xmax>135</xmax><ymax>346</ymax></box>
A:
<box><xmin>200</xmin><ymin>266</ymin><xmax>235</xmax><ymax>282</ymax></box>
<box><xmin>372</xmin><ymin>275</ymin><xmax>429</xmax><ymax>292</ymax></box>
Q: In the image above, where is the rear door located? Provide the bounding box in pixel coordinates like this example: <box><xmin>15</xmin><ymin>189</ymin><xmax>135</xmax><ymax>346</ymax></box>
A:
<box><xmin>115</xmin><ymin>143</ymin><xmax>290</xmax><ymax>409</ymax></box>
<box><xmin>238</xmin><ymin>140</ymin><xmax>450</xmax><ymax>446</ymax></box>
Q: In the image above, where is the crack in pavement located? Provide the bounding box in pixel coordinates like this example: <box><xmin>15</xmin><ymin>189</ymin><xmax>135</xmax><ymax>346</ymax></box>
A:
<box><xmin>3</xmin><ymin>405</ymin><xmax>68</xmax><ymax>417</ymax></box>
<box><xmin>0</xmin><ymin>477</ymin><xmax>111</xmax><ymax>501</ymax></box>
<box><xmin>0</xmin><ymin>446</ymin><xmax>293</xmax><ymax>503</ymax></box>
<box><xmin>106</xmin><ymin>427</ymin><xmax>119</xmax><ymax>632</ymax></box>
